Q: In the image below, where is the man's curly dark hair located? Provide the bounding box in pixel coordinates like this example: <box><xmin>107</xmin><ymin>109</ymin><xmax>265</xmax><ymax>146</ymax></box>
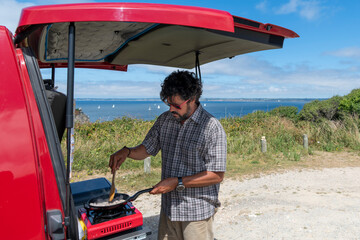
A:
<box><xmin>160</xmin><ymin>70</ymin><xmax>202</xmax><ymax>105</ymax></box>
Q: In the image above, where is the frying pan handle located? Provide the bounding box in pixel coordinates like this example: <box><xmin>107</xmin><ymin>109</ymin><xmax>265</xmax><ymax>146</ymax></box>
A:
<box><xmin>128</xmin><ymin>187</ymin><xmax>153</xmax><ymax>202</ymax></box>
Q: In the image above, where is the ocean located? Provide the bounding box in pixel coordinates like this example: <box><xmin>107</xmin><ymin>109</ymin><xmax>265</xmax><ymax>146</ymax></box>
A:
<box><xmin>75</xmin><ymin>99</ymin><xmax>315</xmax><ymax>122</ymax></box>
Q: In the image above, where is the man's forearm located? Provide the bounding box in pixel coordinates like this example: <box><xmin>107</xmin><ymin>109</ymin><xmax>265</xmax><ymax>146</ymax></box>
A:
<box><xmin>182</xmin><ymin>171</ymin><xmax>224</xmax><ymax>188</ymax></box>
<box><xmin>128</xmin><ymin>144</ymin><xmax>151</xmax><ymax>160</ymax></box>
<box><xmin>150</xmin><ymin>171</ymin><xmax>224</xmax><ymax>194</ymax></box>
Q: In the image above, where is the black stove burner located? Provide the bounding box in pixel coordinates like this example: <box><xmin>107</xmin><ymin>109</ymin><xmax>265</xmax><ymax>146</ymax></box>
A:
<box><xmin>86</xmin><ymin>202</ymin><xmax>136</xmax><ymax>225</ymax></box>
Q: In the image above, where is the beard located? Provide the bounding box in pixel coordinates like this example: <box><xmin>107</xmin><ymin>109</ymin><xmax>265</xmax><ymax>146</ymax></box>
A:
<box><xmin>171</xmin><ymin>112</ymin><xmax>187</xmax><ymax>122</ymax></box>
<box><xmin>171</xmin><ymin>106</ymin><xmax>192</xmax><ymax>122</ymax></box>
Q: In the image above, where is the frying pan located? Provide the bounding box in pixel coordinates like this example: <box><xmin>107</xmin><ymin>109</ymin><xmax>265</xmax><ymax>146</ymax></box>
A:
<box><xmin>86</xmin><ymin>187</ymin><xmax>153</xmax><ymax>210</ymax></box>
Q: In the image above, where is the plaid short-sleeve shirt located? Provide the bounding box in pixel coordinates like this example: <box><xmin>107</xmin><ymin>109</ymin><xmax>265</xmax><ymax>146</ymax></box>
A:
<box><xmin>142</xmin><ymin>105</ymin><xmax>227</xmax><ymax>221</ymax></box>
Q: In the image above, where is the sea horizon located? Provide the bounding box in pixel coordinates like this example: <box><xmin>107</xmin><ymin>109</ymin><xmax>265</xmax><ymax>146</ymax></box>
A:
<box><xmin>76</xmin><ymin>97</ymin><xmax>324</xmax><ymax>102</ymax></box>
<box><xmin>75</xmin><ymin>98</ymin><xmax>319</xmax><ymax>122</ymax></box>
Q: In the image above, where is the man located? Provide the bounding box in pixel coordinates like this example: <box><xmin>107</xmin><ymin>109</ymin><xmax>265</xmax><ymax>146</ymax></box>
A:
<box><xmin>109</xmin><ymin>70</ymin><xmax>227</xmax><ymax>240</ymax></box>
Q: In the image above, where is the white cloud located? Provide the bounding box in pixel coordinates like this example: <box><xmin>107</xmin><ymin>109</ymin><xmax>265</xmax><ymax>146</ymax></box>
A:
<box><xmin>277</xmin><ymin>0</ymin><xmax>299</xmax><ymax>14</ymax></box>
<box><xmin>39</xmin><ymin>50</ymin><xmax>360</xmax><ymax>99</ymax></box>
<box><xmin>0</xmin><ymin>0</ymin><xmax>34</xmax><ymax>33</ymax></box>
<box><xmin>298</xmin><ymin>1</ymin><xmax>320</xmax><ymax>20</ymax></box>
<box><xmin>54</xmin><ymin>79</ymin><xmax>161</xmax><ymax>99</ymax></box>
<box><xmin>201</xmin><ymin>56</ymin><xmax>283</xmax><ymax>77</ymax></box>
<box><xmin>50</xmin><ymin>55</ymin><xmax>360</xmax><ymax>99</ymax></box>
<box><xmin>255</xmin><ymin>0</ymin><xmax>268</xmax><ymax>12</ymax></box>
<box><xmin>325</xmin><ymin>47</ymin><xmax>360</xmax><ymax>59</ymax></box>
<box><xmin>266</xmin><ymin>0</ymin><xmax>323</xmax><ymax>21</ymax></box>
<box><xmin>269</xmin><ymin>86</ymin><xmax>286</xmax><ymax>92</ymax></box>
<box><xmin>198</xmin><ymin>56</ymin><xmax>360</xmax><ymax>98</ymax></box>
<box><xmin>75</xmin><ymin>82</ymin><xmax>159</xmax><ymax>98</ymax></box>
<box><xmin>139</xmin><ymin>65</ymin><xmax>181</xmax><ymax>75</ymax></box>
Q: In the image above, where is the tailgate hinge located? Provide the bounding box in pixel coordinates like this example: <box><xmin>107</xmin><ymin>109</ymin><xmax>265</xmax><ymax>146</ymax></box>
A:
<box><xmin>46</xmin><ymin>210</ymin><xmax>65</xmax><ymax>240</ymax></box>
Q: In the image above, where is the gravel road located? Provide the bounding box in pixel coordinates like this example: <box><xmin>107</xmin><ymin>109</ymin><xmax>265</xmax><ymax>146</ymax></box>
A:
<box><xmin>134</xmin><ymin>167</ymin><xmax>360</xmax><ymax>240</ymax></box>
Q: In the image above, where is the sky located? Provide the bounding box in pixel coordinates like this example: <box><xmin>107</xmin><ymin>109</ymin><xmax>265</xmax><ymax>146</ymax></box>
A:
<box><xmin>1</xmin><ymin>0</ymin><xmax>359</xmax><ymax>99</ymax></box>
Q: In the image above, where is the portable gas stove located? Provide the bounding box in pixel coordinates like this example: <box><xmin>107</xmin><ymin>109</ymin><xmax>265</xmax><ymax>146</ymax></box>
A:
<box><xmin>79</xmin><ymin>202</ymin><xmax>143</xmax><ymax>240</ymax></box>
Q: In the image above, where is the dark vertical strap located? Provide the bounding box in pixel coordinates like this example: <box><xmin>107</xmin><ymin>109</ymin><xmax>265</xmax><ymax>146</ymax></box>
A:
<box><xmin>65</xmin><ymin>22</ymin><xmax>75</xmax><ymax>233</ymax></box>
<box><xmin>51</xmin><ymin>63</ymin><xmax>55</xmax><ymax>84</ymax></box>
<box><xmin>195</xmin><ymin>51</ymin><xmax>202</xmax><ymax>82</ymax></box>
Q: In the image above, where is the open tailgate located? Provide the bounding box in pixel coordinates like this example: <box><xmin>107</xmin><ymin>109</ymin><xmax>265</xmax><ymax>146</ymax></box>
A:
<box><xmin>15</xmin><ymin>3</ymin><xmax>298</xmax><ymax>70</ymax></box>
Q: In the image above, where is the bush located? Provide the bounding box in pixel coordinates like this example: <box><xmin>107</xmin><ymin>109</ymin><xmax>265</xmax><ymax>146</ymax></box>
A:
<box><xmin>269</xmin><ymin>106</ymin><xmax>298</xmax><ymax>119</ymax></box>
<box><xmin>299</xmin><ymin>96</ymin><xmax>342</xmax><ymax>122</ymax></box>
<box><xmin>339</xmin><ymin>88</ymin><xmax>360</xmax><ymax>115</ymax></box>
<box><xmin>241</xmin><ymin>110</ymin><xmax>267</xmax><ymax>122</ymax></box>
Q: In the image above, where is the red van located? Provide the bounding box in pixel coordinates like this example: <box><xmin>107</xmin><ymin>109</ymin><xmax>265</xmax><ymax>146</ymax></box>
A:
<box><xmin>0</xmin><ymin>3</ymin><xmax>298</xmax><ymax>239</ymax></box>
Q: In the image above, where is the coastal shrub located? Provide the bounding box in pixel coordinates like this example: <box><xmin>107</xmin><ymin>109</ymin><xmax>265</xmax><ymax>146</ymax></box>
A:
<box><xmin>67</xmin><ymin>117</ymin><xmax>161</xmax><ymax>172</ymax></box>
<box><xmin>308</xmin><ymin>115</ymin><xmax>360</xmax><ymax>151</ymax></box>
<box><xmin>269</xmin><ymin>106</ymin><xmax>298</xmax><ymax>120</ymax></box>
<box><xmin>339</xmin><ymin>88</ymin><xmax>360</xmax><ymax>116</ymax></box>
<box><xmin>241</xmin><ymin>110</ymin><xmax>267</xmax><ymax>123</ymax></box>
<box><xmin>222</xmin><ymin>114</ymin><xmax>305</xmax><ymax>162</ymax></box>
<box><xmin>66</xmin><ymin>102</ymin><xmax>360</xmax><ymax>174</ymax></box>
<box><xmin>298</xmin><ymin>96</ymin><xmax>342</xmax><ymax>122</ymax></box>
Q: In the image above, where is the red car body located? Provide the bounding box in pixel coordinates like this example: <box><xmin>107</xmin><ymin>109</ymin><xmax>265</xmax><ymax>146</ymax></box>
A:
<box><xmin>0</xmin><ymin>3</ymin><xmax>298</xmax><ymax>239</ymax></box>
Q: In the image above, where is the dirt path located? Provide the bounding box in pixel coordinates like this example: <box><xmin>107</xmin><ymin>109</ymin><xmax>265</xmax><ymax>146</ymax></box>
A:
<box><xmin>213</xmin><ymin>167</ymin><xmax>360</xmax><ymax>239</ymax></box>
<box><xmin>133</xmin><ymin>152</ymin><xmax>360</xmax><ymax>239</ymax></box>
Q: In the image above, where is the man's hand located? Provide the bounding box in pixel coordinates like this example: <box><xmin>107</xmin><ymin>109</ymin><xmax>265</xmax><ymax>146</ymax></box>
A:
<box><xmin>109</xmin><ymin>145</ymin><xmax>151</xmax><ymax>173</ymax></box>
<box><xmin>109</xmin><ymin>147</ymin><xmax>130</xmax><ymax>173</ymax></box>
<box><xmin>150</xmin><ymin>177</ymin><xmax>178</xmax><ymax>194</ymax></box>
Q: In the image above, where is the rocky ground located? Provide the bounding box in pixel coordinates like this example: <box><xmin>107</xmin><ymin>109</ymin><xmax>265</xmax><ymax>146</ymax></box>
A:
<box><xmin>132</xmin><ymin>152</ymin><xmax>360</xmax><ymax>240</ymax></box>
<box><xmin>75</xmin><ymin>108</ymin><xmax>90</xmax><ymax>124</ymax></box>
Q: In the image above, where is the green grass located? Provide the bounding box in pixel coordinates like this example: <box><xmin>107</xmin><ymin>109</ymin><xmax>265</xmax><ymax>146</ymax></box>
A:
<box><xmin>66</xmin><ymin>117</ymin><xmax>163</xmax><ymax>172</ymax></box>
<box><xmin>63</xmin><ymin>112</ymin><xmax>360</xmax><ymax>188</ymax></box>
